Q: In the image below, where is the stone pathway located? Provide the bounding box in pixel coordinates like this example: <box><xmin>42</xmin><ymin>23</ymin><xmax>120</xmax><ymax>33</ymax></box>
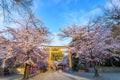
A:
<box><xmin>65</xmin><ymin>72</ymin><xmax>120</xmax><ymax>80</ymax></box>
<box><xmin>31</xmin><ymin>71</ymin><xmax>90</xmax><ymax>80</ymax></box>
<box><xmin>0</xmin><ymin>72</ymin><xmax>120</xmax><ymax>80</ymax></box>
<box><xmin>0</xmin><ymin>74</ymin><xmax>22</xmax><ymax>80</ymax></box>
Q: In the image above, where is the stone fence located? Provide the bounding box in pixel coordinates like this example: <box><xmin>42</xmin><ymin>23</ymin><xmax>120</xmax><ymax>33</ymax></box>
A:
<box><xmin>88</xmin><ymin>67</ymin><xmax>120</xmax><ymax>73</ymax></box>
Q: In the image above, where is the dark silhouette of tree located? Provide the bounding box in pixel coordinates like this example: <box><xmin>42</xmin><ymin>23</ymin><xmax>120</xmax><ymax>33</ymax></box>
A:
<box><xmin>93</xmin><ymin>0</ymin><xmax>120</xmax><ymax>26</ymax></box>
<box><xmin>0</xmin><ymin>0</ymin><xmax>33</xmax><ymax>21</ymax></box>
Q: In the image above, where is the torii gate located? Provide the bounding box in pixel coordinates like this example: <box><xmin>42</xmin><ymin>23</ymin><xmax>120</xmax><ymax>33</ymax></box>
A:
<box><xmin>42</xmin><ymin>45</ymin><xmax>72</xmax><ymax>69</ymax></box>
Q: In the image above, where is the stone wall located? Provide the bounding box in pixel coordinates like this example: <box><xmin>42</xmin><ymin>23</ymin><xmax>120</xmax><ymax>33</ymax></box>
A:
<box><xmin>88</xmin><ymin>67</ymin><xmax>120</xmax><ymax>73</ymax></box>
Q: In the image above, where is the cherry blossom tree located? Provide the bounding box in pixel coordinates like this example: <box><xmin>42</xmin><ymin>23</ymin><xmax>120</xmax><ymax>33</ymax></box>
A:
<box><xmin>59</xmin><ymin>24</ymin><xmax>120</xmax><ymax>77</ymax></box>
<box><xmin>0</xmin><ymin>36</ymin><xmax>12</xmax><ymax>68</ymax></box>
<box><xmin>104</xmin><ymin>25</ymin><xmax>120</xmax><ymax>66</ymax></box>
<box><xmin>0</xmin><ymin>13</ymin><xmax>50</xmax><ymax>78</ymax></box>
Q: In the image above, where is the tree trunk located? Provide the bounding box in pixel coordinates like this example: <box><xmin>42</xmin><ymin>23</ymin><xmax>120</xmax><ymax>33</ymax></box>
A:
<box><xmin>94</xmin><ymin>65</ymin><xmax>99</xmax><ymax>77</ymax></box>
<box><xmin>84</xmin><ymin>61</ymin><xmax>89</xmax><ymax>72</ymax></box>
<box><xmin>2</xmin><ymin>59</ymin><xmax>7</xmax><ymax>69</ymax></box>
<box><xmin>23</xmin><ymin>63</ymin><xmax>30</xmax><ymax>79</ymax></box>
<box><xmin>1</xmin><ymin>59</ymin><xmax>7</xmax><ymax>76</ymax></box>
<box><xmin>110</xmin><ymin>57</ymin><xmax>114</xmax><ymax>67</ymax></box>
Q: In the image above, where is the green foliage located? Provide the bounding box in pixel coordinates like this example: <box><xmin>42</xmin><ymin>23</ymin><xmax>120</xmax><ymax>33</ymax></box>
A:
<box><xmin>72</xmin><ymin>53</ymin><xmax>79</xmax><ymax>71</ymax></box>
<box><xmin>111</xmin><ymin>25</ymin><xmax>120</xmax><ymax>38</ymax></box>
<box><xmin>51</xmin><ymin>53</ymin><xmax>64</xmax><ymax>61</ymax></box>
<box><xmin>116</xmin><ymin>51</ymin><xmax>120</xmax><ymax>54</ymax></box>
<box><xmin>101</xmin><ymin>57</ymin><xmax>120</xmax><ymax>67</ymax></box>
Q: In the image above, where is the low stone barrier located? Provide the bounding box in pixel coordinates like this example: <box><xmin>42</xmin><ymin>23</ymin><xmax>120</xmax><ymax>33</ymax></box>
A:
<box><xmin>88</xmin><ymin>67</ymin><xmax>120</xmax><ymax>73</ymax></box>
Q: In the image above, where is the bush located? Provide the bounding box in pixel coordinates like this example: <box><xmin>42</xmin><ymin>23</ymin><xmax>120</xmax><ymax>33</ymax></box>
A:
<box><xmin>101</xmin><ymin>57</ymin><xmax>120</xmax><ymax>67</ymax></box>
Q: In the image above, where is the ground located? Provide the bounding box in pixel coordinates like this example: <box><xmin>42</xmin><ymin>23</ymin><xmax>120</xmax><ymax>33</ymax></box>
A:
<box><xmin>0</xmin><ymin>71</ymin><xmax>120</xmax><ymax>80</ymax></box>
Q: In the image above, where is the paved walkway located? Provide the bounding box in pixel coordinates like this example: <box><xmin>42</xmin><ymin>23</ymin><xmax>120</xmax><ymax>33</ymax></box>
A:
<box><xmin>44</xmin><ymin>72</ymin><xmax>89</xmax><ymax>80</ymax></box>
<box><xmin>0</xmin><ymin>72</ymin><xmax>120</xmax><ymax>80</ymax></box>
<box><xmin>30</xmin><ymin>71</ymin><xmax>89</xmax><ymax>80</ymax></box>
<box><xmin>28</xmin><ymin>71</ymin><xmax>120</xmax><ymax>80</ymax></box>
<box><xmin>0</xmin><ymin>74</ymin><xmax>22</xmax><ymax>80</ymax></box>
<box><xmin>63</xmin><ymin>72</ymin><xmax>120</xmax><ymax>80</ymax></box>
